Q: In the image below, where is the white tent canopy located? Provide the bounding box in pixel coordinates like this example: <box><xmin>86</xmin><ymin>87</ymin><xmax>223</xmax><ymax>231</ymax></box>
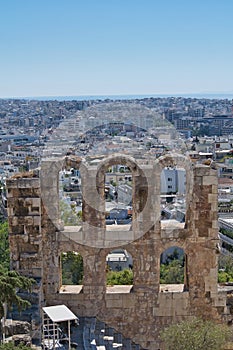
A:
<box><xmin>43</xmin><ymin>305</ymin><xmax>78</xmax><ymax>323</ymax></box>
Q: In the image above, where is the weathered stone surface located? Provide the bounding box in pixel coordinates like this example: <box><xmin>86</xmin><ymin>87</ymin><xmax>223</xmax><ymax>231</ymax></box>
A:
<box><xmin>12</xmin><ymin>334</ymin><xmax>31</xmax><ymax>346</ymax></box>
<box><xmin>6</xmin><ymin>154</ymin><xmax>229</xmax><ymax>350</ymax></box>
<box><xmin>5</xmin><ymin>320</ymin><xmax>31</xmax><ymax>337</ymax></box>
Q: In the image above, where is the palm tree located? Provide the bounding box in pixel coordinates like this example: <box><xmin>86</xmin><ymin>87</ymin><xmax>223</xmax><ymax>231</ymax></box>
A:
<box><xmin>0</xmin><ymin>265</ymin><xmax>34</xmax><ymax>343</ymax></box>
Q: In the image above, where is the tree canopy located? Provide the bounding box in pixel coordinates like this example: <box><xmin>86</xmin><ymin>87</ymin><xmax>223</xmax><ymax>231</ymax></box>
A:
<box><xmin>160</xmin><ymin>249</ymin><xmax>184</xmax><ymax>284</ymax></box>
<box><xmin>218</xmin><ymin>255</ymin><xmax>233</xmax><ymax>283</ymax></box>
<box><xmin>60</xmin><ymin>201</ymin><xmax>82</xmax><ymax>226</ymax></box>
<box><xmin>0</xmin><ymin>221</ymin><xmax>9</xmax><ymax>270</ymax></box>
<box><xmin>0</xmin><ymin>221</ymin><xmax>35</xmax><ymax>343</ymax></box>
<box><xmin>106</xmin><ymin>269</ymin><xmax>133</xmax><ymax>285</ymax></box>
<box><xmin>0</xmin><ymin>342</ymin><xmax>31</xmax><ymax>350</ymax></box>
<box><xmin>160</xmin><ymin>317</ymin><xmax>231</xmax><ymax>350</ymax></box>
<box><xmin>61</xmin><ymin>251</ymin><xmax>134</xmax><ymax>286</ymax></box>
<box><xmin>62</xmin><ymin>252</ymin><xmax>84</xmax><ymax>285</ymax></box>
<box><xmin>0</xmin><ymin>264</ymin><xmax>34</xmax><ymax>319</ymax></box>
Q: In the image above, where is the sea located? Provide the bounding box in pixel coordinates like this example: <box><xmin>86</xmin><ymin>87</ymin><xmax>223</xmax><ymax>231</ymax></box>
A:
<box><xmin>10</xmin><ymin>93</ymin><xmax>233</xmax><ymax>101</ymax></box>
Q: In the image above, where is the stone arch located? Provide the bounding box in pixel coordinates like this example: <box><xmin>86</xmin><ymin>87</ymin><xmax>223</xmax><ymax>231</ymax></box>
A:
<box><xmin>40</xmin><ymin>155</ymin><xmax>83</xmax><ymax>231</ymax></box>
<box><xmin>57</xmin><ymin>240</ymin><xmax>87</xmax><ymax>292</ymax></box>
<box><xmin>41</xmin><ymin>154</ymin><xmax>155</xmax><ymax>248</ymax></box>
<box><xmin>155</xmin><ymin>153</ymin><xmax>194</xmax><ymax>229</ymax></box>
<box><xmin>159</xmin><ymin>244</ymin><xmax>189</xmax><ymax>292</ymax></box>
<box><xmin>95</xmin><ymin>154</ymin><xmax>148</xmax><ymax>230</ymax></box>
<box><xmin>59</xmin><ymin>156</ymin><xmax>83</xmax><ymax>226</ymax></box>
<box><xmin>60</xmin><ymin>250</ymin><xmax>84</xmax><ymax>286</ymax></box>
<box><xmin>105</xmin><ymin>247</ymin><xmax>134</xmax><ymax>287</ymax></box>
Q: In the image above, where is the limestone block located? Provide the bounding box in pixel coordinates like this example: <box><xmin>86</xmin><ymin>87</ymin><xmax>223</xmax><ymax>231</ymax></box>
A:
<box><xmin>195</xmin><ymin>166</ymin><xmax>211</xmax><ymax>176</ymax></box>
<box><xmin>17</xmin><ymin>179</ymin><xmax>40</xmax><ymax>188</ymax></box>
<box><xmin>7</xmin><ymin>197</ymin><xmax>16</xmax><ymax>208</ymax></box>
<box><xmin>32</xmin><ymin>198</ymin><xmax>41</xmax><ymax>207</ymax></box>
<box><xmin>10</xmin><ymin>225</ymin><xmax>24</xmax><ymax>235</ymax></box>
<box><xmin>204</xmin><ymin>277</ymin><xmax>218</xmax><ymax>293</ymax></box>
<box><xmin>33</xmin><ymin>216</ymin><xmax>41</xmax><ymax>226</ymax></box>
<box><xmin>24</xmin><ymin>217</ymin><xmax>34</xmax><ymax>226</ymax></box>
<box><xmin>10</xmin><ymin>216</ymin><xmax>18</xmax><ymax>226</ymax></box>
<box><xmin>29</xmin><ymin>208</ymin><xmax>40</xmax><ymax>216</ymax></box>
<box><xmin>211</xmin><ymin>201</ymin><xmax>218</xmax><ymax>212</ymax></box>
<box><xmin>209</xmin><ymin>268</ymin><xmax>218</xmax><ymax>278</ymax></box>
<box><xmin>25</xmin><ymin>198</ymin><xmax>33</xmax><ymax>206</ymax></box>
<box><xmin>6</xmin><ymin>189</ymin><xmax>14</xmax><ymax>198</ymax></box>
<box><xmin>7</xmin><ymin>208</ymin><xmax>14</xmax><ymax>216</ymax></box>
<box><xmin>106</xmin><ymin>297</ymin><xmax>123</xmax><ymax>308</ymax></box>
<box><xmin>194</xmin><ymin>176</ymin><xmax>203</xmax><ymax>186</ymax></box>
<box><xmin>212</xmin><ymin>184</ymin><xmax>218</xmax><ymax>194</ymax></box>
<box><xmin>212</xmin><ymin>295</ymin><xmax>227</xmax><ymax>307</ymax></box>
<box><xmin>208</xmin><ymin>193</ymin><xmax>217</xmax><ymax>203</ymax></box>
<box><xmin>30</xmin><ymin>235</ymin><xmax>42</xmax><ymax>244</ymax></box>
<box><xmin>207</xmin><ymin>232</ymin><xmax>218</xmax><ymax>245</ymax></box>
<box><xmin>203</xmin><ymin>175</ymin><xmax>218</xmax><ymax>186</ymax></box>
<box><xmin>211</xmin><ymin>220</ymin><xmax>219</xmax><ymax>229</ymax></box>
<box><xmin>6</xmin><ymin>179</ymin><xmax>18</xmax><ymax>188</ymax></box>
<box><xmin>122</xmin><ymin>296</ymin><xmax>135</xmax><ymax>308</ymax></box>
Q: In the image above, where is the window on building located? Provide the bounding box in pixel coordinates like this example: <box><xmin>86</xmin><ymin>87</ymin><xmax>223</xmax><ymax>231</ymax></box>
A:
<box><xmin>160</xmin><ymin>167</ymin><xmax>187</xmax><ymax>227</ymax></box>
<box><xmin>59</xmin><ymin>167</ymin><xmax>82</xmax><ymax>227</ymax></box>
<box><xmin>160</xmin><ymin>246</ymin><xmax>188</xmax><ymax>292</ymax></box>
<box><xmin>96</xmin><ymin>157</ymin><xmax>148</xmax><ymax>242</ymax></box>
<box><xmin>60</xmin><ymin>251</ymin><xmax>84</xmax><ymax>292</ymax></box>
<box><xmin>105</xmin><ymin>164</ymin><xmax>132</xmax><ymax>226</ymax></box>
<box><xmin>106</xmin><ymin>249</ymin><xmax>133</xmax><ymax>288</ymax></box>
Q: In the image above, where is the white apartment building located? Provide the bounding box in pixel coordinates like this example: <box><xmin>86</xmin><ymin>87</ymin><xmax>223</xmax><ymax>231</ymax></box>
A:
<box><xmin>161</xmin><ymin>168</ymin><xmax>186</xmax><ymax>195</ymax></box>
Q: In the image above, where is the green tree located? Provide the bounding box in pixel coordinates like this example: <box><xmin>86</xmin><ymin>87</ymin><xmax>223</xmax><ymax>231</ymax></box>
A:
<box><xmin>218</xmin><ymin>255</ymin><xmax>233</xmax><ymax>283</ymax></box>
<box><xmin>160</xmin><ymin>259</ymin><xmax>184</xmax><ymax>284</ymax></box>
<box><xmin>0</xmin><ymin>221</ymin><xmax>9</xmax><ymax>270</ymax></box>
<box><xmin>160</xmin><ymin>249</ymin><xmax>184</xmax><ymax>284</ymax></box>
<box><xmin>0</xmin><ymin>343</ymin><xmax>31</xmax><ymax>350</ymax></box>
<box><xmin>60</xmin><ymin>201</ymin><xmax>81</xmax><ymax>226</ymax></box>
<box><xmin>61</xmin><ymin>252</ymin><xmax>84</xmax><ymax>285</ymax></box>
<box><xmin>106</xmin><ymin>269</ymin><xmax>133</xmax><ymax>285</ymax></box>
<box><xmin>0</xmin><ymin>265</ymin><xmax>34</xmax><ymax>343</ymax></box>
<box><xmin>160</xmin><ymin>317</ymin><xmax>231</xmax><ymax>350</ymax></box>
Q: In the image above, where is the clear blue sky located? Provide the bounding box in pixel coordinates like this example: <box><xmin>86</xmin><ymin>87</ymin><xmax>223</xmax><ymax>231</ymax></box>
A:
<box><xmin>1</xmin><ymin>0</ymin><xmax>233</xmax><ymax>98</ymax></box>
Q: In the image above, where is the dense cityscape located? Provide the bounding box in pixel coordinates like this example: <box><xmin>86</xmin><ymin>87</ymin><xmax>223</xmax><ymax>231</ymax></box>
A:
<box><xmin>0</xmin><ymin>95</ymin><xmax>233</xmax><ymax>247</ymax></box>
<box><xmin>0</xmin><ymin>95</ymin><xmax>232</xmax><ymax>166</ymax></box>
<box><xmin>0</xmin><ymin>96</ymin><xmax>233</xmax><ymax>350</ymax></box>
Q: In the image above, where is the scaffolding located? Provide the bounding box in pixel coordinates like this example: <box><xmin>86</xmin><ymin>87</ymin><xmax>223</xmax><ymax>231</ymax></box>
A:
<box><xmin>42</xmin><ymin>304</ymin><xmax>78</xmax><ymax>350</ymax></box>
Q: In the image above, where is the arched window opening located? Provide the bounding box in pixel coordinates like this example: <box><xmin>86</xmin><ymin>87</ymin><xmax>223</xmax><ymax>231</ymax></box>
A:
<box><xmin>106</xmin><ymin>249</ymin><xmax>133</xmax><ymax>289</ymax></box>
<box><xmin>218</xmin><ymin>254</ymin><xmax>233</xmax><ymax>283</ymax></box>
<box><xmin>160</xmin><ymin>167</ymin><xmax>186</xmax><ymax>228</ymax></box>
<box><xmin>60</xmin><ymin>251</ymin><xmax>84</xmax><ymax>293</ymax></box>
<box><xmin>105</xmin><ymin>165</ymin><xmax>132</xmax><ymax>226</ymax></box>
<box><xmin>160</xmin><ymin>246</ymin><xmax>188</xmax><ymax>292</ymax></box>
<box><xmin>59</xmin><ymin>167</ymin><xmax>82</xmax><ymax>226</ymax></box>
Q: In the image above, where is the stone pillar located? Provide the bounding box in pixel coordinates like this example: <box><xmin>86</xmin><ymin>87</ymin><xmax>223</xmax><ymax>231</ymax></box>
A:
<box><xmin>6</xmin><ymin>174</ymin><xmax>42</xmax><ymax>278</ymax></box>
<box><xmin>187</xmin><ymin>164</ymin><xmax>220</xmax><ymax>318</ymax></box>
<box><xmin>6</xmin><ymin>173</ymin><xmax>43</xmax><ymax>341</ymax></box>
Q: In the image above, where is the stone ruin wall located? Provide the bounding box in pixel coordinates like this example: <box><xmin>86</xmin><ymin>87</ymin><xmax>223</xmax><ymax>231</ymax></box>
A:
<box><xmin>6</xmin><ymin>153</ymin><xmax>233</xmax><ymax>349</ymax></box>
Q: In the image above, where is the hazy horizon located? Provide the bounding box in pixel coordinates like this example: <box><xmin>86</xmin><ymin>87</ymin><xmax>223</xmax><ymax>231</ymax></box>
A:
<box><xmin>1</xmin><ymin>92</ymin><xmax>233</xmax><ymax>102</ymax></box>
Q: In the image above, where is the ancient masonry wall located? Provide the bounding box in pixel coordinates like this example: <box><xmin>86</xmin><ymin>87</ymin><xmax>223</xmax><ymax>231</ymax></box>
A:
<box><xmin>6</xmin><ymin>154</ymin><xmax>233</xmax><ymax>350</ymax></box>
